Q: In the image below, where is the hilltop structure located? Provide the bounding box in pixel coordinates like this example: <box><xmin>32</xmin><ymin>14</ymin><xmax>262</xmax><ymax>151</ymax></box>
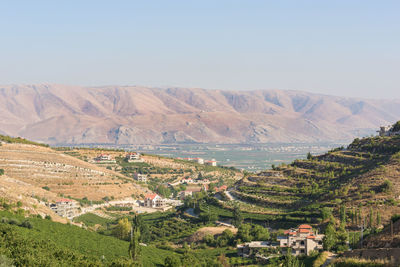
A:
<box><xmin>378</xmin><ymin>123</ymin><xmax>400</xmax><ymax>137</ymax></box>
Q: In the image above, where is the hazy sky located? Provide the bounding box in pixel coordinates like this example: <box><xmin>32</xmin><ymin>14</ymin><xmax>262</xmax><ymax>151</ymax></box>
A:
<box><xmin>1</xmin><ymin>1</ymin><xmax>399</xmax><ymax>98</ymax></box>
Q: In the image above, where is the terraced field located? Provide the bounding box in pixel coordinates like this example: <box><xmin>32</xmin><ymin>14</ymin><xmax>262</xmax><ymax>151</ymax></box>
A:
<box><xmin>0</xmin><ymin>143</ymin><xmax>146</xmax><ymax>206</ymax></box>
<box><xmin>231</xmin><ymin>135</ymin><xmax>400</xmax><ymax>225</ymax></box>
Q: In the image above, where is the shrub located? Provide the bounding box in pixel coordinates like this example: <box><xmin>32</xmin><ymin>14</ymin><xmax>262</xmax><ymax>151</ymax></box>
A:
<box><xmin>42</xmin><ymin>186</ymin><xmax>50</xmax><ymax>191</ymax></box>
<box><xmin>8</xmin><ymin>218</ymin><xmax>20</xmax><ymax>225</ymax></box>
<box><xmin>21</xmin><ymin>220</ymin><xmax>33</xmax><ymax>229</ymax></box>
<box><xmin>0</xmin><ymin>169</ymin><xmax>4</xmax><ymax>176</ymax></box>
<box><xmin>381</xmin><ymin>179</ymin><xmax>393</xmax><ymax>193</ymax></box>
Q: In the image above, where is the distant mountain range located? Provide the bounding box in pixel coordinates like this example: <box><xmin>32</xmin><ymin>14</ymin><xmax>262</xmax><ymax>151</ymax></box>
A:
<box><xmin>1</xmin><ymin>84</ymin><xmax>399</xmax><ymax>145</ymax></box>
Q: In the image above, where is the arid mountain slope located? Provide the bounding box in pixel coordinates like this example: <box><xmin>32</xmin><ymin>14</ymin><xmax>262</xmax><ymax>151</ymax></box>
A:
<box><xmin>0</xmin><ymin>142</ymin><xmax>145</xmax><ymax>203</ymax></box>
<box><xmin>1</xmin><ymin>84</ymin><xmax>399</xmax><ymax>144</ymax></box>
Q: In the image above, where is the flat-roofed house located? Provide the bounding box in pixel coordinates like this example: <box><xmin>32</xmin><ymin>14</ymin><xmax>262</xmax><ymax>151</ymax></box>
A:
<box><xmin>50</xmin><ymin>198</ymin><xmax>79</xmax><ymax>219</ymax></box>
<box><xmin>133</xmin><ymin>173</ymin><xmax>147</xmax><ymax>183</ymax></box>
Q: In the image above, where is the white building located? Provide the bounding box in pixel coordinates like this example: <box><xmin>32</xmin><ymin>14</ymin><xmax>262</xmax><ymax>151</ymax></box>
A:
<box><xmin>133</xmin><ymin>173</ymin><xmax>147</xmax><ymax>183</ymax></box>
<box><xmin>378</xmin><ymin>125</ymin><xmax>400</xmax><ymax>137</ymax></box>
<box><xmin>205</xmin><ymin>159</ymin><xmax>217</xmax><ymax>166</ymax></box>
<box><xmin>94</xmin><ymin>154</ymin><xmax>113</xmax><ymax>162</ymax></box>
<box><xmin>144</xmin><ymin>193</ymin><xmax>166</xmax><ymax>208</ymax></box>
<box><xmin>50</xmin><ymin>198</ymin><xmax>79</xmax><ymax>219</ymax></box>
<box><xmin>126</xmin><ymin>152</ymin><xmax>143</xmax><ymax>162</ymax></box>
<box><xmin>278</xmin><ymin>224</ymin><xmax>324</xmax><ymax>255</ymax></box>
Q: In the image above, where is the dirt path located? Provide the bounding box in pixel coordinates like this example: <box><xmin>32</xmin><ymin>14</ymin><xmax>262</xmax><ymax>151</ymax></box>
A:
<box><xmin>321</xmin><ymin>252</ymin><xmax>337</xmax><ymax>267</ymax></box>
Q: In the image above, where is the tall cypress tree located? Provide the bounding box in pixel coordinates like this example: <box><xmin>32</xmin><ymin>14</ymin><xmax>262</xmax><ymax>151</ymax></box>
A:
<box><xmin>129</xmin><ymin>215</ymin><xmax>142</xmax><ymax>266</ymax></box>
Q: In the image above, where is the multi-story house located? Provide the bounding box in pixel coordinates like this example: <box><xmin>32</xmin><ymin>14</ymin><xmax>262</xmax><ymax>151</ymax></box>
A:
<box><xmin>278</xmin><ymin>224</ymin><xmax>324</xmax><ymax>255</ymax></box>
<box><xmin>50</xmin><ymin>198</ymin><xmax>79</xmax><ymax>219</ymax></box>
<box><xmin>133</xmin><ymin>173</ymin><xmax>147</xmax><ymax>183</ymax></box>
<box><xmin>144</xmin><ymin>193</ymin><xmax>166</xmax><ymax>208</ymax></box>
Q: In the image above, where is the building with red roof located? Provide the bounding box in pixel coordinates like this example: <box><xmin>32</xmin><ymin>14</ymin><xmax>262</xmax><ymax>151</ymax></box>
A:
<box><xmin>278</xmin><ymin>224</ymin><xmax>324</xmax><ymax>256</ymax></box>
<box><xmin>144</xmin><ymin>193</ymin><xmax>166</xmax><ymax>208</ymax></box>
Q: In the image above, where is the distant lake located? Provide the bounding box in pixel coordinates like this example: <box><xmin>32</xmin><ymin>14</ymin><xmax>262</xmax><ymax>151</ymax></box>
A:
<box><xmin>119</xmin><ymin>142</ymin><xmax>347</xmax><ymax>172</ymax></box>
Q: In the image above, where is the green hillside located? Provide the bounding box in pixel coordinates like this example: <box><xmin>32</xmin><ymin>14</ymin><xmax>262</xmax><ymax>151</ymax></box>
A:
<box><xmin>229</xmin><ymin>130</ymin><xmax>400</xmax><ymax>226</ymax></box>
<box><xmin>0</xmin><ymin>210</ymin><xmax>176</xmax><ymax>266</ymax></box>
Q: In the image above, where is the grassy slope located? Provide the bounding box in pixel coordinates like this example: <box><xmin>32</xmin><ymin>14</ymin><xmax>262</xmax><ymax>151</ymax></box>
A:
<box><xmin>0</xmin><ymin>211</ymin><xmax>176</xmax><ymax>266</ymax></box>
<box><xmin>230</xmin><ymin>135</ymin><xmax>400</xmax><ymax>225</ymax></box>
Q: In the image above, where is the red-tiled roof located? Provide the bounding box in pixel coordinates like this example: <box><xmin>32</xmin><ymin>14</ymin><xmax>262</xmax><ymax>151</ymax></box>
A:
<box><xmin>299</xmin><ymin>229</ymin><xmax>310</xmax><ymax>233</ymax></box>
<box><xmin>289</xmin><ymin>232</ymin><xmax>297</xmax><ymax>235</ymax></box>
<box><xmin>298</xmin><ymin>224</ymin><xmax>312</xmax><ymax>229</ymax></box>
<box><xmin>307</xmin><ymin>235</ymin><xmax>316</xmax><ymax>239</ymax></box>
<box><xmin>145</xmin><ymin>193</ymin><xmax>158</xmax><ymax>200</ymax></box>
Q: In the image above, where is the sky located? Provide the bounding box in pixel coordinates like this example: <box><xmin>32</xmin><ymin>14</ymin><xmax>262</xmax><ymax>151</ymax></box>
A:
<box><xmin>0</xmin><ymin>0</ymin><xmax>399</xmax><ymax>98</ymax></box>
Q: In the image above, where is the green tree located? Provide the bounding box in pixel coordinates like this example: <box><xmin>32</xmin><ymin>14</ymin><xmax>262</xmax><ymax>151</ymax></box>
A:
<box><xmin>129</xmin><ymin>215</ymin><xmax>142</xmax><ymax>266</ymax></box>
<box><xmin>114</xmin><ymin>217</ymin><xmax>131</xmax><ymax>240</ymax></box>
<box><xmin>0</xmin><ymin>169</ymin><xmax>4</xmax><ymax>176</ymax></box>
<box><xmin>251</xmin><ymin>224</ymin><xmax>270</xmax><ymax>240</ymax></box>
<box><xmin>232</xmin><ymin>205</ymin><xmax>243</xmax><ymax>227</ymax></box>
<box><xmin>376</xmin><ymin>210</ymin><xmax>381</xmax><ymax>226</ymax></box>
<box><xmin>340</xmin><ymin>205</ymin><xmax>346</xmax><ymax>224</ymax></box>
<box><xmin>336</xmin><ymin>223</ymin><xmax>349</xmax><ymax>252</ymax></box>
<box><xmin>323</xmin><ymin>223</ymin><xmax>336</xmax><ymax>251</ymax></box>
<box><xmin>369</xmin><ymin>207</ymin><xmax>374</xmax><ymax>228</ymax></box>
<box><xmin>237</xmin><ymin>224</ymin><xmax>252</xmax><ymax>242</ymax></box>
<box><xmin>306</xmin><ymin>152</ymin><xmax>313</xmax><ymax>160</ymax></box>
<box><xmin>164</xmin><ymin>255</ymin><xmax>181</xmax><ymax>267</ymax></box>
<box><xmin>282</xmin><ymin>249</ymin><xmax>304</xmax><ymax>267</ymax></box>
<box><xmin>321</xmin><ymin>207</ymin><xmax>332</xmax><ymax>221</ymax></box>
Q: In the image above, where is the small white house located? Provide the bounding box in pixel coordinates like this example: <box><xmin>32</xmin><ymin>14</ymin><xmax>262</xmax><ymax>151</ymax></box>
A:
<box><xmin>126</xmin><ymin>152</ymin><xmax>143</xmax><ymax>162</ymax></box>
<box><xmin>133</xmin><ymin>173</ymin><xmax>147</xmax><ymax>183</ymax></box>
<box><xmin>205</xmin><ymin>159</ymin><xmax>217</xmax><ymax>167</ymax></box>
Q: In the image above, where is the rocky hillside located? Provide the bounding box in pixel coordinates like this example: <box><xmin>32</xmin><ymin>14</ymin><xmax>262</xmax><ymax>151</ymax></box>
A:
<box><xmin>1</xmin><ymin>84</ymin><xmax>400</xmax><ymax>144</ymax></box>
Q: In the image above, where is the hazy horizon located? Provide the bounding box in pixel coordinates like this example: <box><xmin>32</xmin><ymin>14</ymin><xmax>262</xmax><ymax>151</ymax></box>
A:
<box><xmin>1</xmin><ymin>1</ymin><xmax>399</xmax><ymax>99</ymax></box>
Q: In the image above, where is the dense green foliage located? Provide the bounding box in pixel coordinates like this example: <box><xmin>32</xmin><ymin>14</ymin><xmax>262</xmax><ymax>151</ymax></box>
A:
<box><xmin>0</xmin><ymin>210</ymin><xmax>177</xmax><ymax>266</ymax></box>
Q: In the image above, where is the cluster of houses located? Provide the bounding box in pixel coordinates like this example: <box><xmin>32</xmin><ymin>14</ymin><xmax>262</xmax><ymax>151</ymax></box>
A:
<box><xmin>177</xmin><ymin>157</ymin><xmax>218</xmax><ymax>167</ymax></box>
<box><xmin>377</xmin><ymin>125</ymin><xmax>400</xmax><ymax>137</ymax></box>
<box><xmin>93</xmin><ymin>152</ymin><xmax>143</xmax><ymax>163</ymax></box>
<box><xmin>237</xmin><ymin>224</ymin><xmax>324</xmax><ymax>257</ymax></box>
